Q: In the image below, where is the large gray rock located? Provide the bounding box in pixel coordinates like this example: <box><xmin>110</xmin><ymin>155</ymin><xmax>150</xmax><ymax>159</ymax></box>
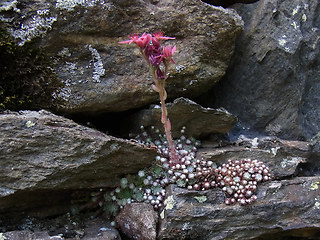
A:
<box><xmin>0</xmin><ymin>0</ymin><xmax>243</xmax><ymax>114</ymax></box>
<box><xmin>158</xmin><ymin>177</ymin><xmax>320</xmax><ymax>240</ymax></box>
<box><xmin>126</xmin><ymin>97</ymin><xmax>237</xmax><ymax>139</ymax></box>
<box><xmin>213</xmin><ymin>0</ymin><xmax>320</xmax><ymax>140</ymax></box>
<box><xmin>0</xmin><ymin>110</ymin><xmax>157</xmax><ymax>212</ymax></box>
<box><xmin>156</xmin><ymin>136</ymin><xmax>320</xmax><ymax>239</ymax></box>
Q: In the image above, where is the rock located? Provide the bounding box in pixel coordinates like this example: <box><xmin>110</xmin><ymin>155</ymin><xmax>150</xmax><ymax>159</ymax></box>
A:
<box><xmin>211</xmin><ymin>0</ymin><xmax>320</xmax><ymax>140</ymax></box>
<box><xmin>158</xmin><ymin>178</ymin><xmax>320</xmax><ymax>239</ymax></box>
<box><xmin>0</xmin><ymin>110</ymin><xmax>157</xmax><ymax>214</ymax></box>
<box><xmin>157</xmin><ymin>136</ymin><xmax>320</xmax><ymax>239</ymax></box>
<box><xmin>0</xmin><ymin>0</ymin><xmax>243</xmax><ymax>114</ymax></box>
<box><xmin>2</xmin><ymin>225</ymin><xmax>121</xmax><ymax>240</ymax></box>
<box><xmin>1</xmin><ymin>216</ymin><xmax>121</xmax><ymax>240</ymax></box>
<box><xmin>115</xmin><ymin>203</ymin><xmax>158</xmax><ymax>240</ymax></box>
<box><xmin>65</xmin><ymin>218</ymin><xmax>122</xmax><ymax>240</ymax></box>
<box><xmin>199</xmin><ymin>136</ymin><xmax>312</xmax><ymax>179</ymax></box>
<box><xmin>3</xmin><ymin>230</ymin><xmax>62</xmax><ymax>240</ymax></box>
<box><xmin>301</xmin><ymin>132</ymin><xmax>320</xmax><ymax>176</ymax></box>
<box><xmin>126</xmin><ymin>97</ymin><xmax>237</xmax><ymax>139</ymax></box>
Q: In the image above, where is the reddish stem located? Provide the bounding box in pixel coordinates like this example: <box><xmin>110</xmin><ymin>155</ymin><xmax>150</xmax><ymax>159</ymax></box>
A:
<box><xmin>156</xmin><ymin>80</ymin><xmax>179</xmax><ymax>165</ymax></box>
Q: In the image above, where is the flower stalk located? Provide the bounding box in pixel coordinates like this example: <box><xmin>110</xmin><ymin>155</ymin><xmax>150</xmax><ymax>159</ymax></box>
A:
<box><xmin>119</xmin><ymin>32</ymin><xmax>179</xmax><ymax>164</ymax></box>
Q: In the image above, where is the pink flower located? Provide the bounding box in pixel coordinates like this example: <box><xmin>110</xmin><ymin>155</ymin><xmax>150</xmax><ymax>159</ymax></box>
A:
<box><xmin>162</xmin><ymin>44</ymin><xmax>176</xmax><ymax>63</ymax></box>
<box><xmin>135</xmin><ymin>33</ymin><xmax>152</xmax><ymax>49</ymax></box>
<box><xmin>152</xmin><ymin>32</ymin><xmax>175</xmax><ymax>41</ymax></box>
<box><xmin>118</xmin><ymin>34</ymin><xmax>139</xmax><ymax>44</ymax></box>
<box><xmin>119</xmin><ymin>32</ymin><xmax>176</xmax><ymax>74</ymax></box>
<box><xmin>119</xmin><ymin>33</ymin><xmax>152</xmax><ymax>49</ymax></box>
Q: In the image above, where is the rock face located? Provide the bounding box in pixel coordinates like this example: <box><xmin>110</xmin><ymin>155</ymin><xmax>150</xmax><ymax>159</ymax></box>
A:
<box><xmin>158</xmin><ymin>136</ymin><xmax>320</xmax><ymax>240</ymax></box>
<box><xmin>0</xmin><ymin>110</ymin><xmax>157</xmax><ymax>214</ymax></box>
<box><xmin>0</xmin><ymin>0</ymin><xmax>243</xmax><ymax>114</ymax></box>
<box><xmin>158</xmin><ymin>177</ymin><xmax>320</xmax><ymax>240</ymax></box>
<box><xmin>213</xmin><ymin>0</ymin><xmax>320</xmax><ymax>140</ymax></box>
<box><xmin>126</xmin><ymin>97</ymin><xmax>237</xmax><ymax>138</ymax></box>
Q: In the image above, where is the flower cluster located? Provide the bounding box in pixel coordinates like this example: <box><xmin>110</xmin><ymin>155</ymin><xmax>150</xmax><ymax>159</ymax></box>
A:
<box><xmin>119</xmin><ymin>32</ymin><xmax>176</xmax><ymax>79</ymax></box>
<box><xmin>120</xmin><ymin>32</ymin><xmax>178</xmax><ymax>164</ymax></box>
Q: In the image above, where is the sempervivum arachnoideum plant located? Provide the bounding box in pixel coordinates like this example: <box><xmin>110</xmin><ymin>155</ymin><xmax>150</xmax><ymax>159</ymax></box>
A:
<box><xmin>90</xmin><ymin>32</ymin><xmax>273</xmax><ymax>219</ymax></box>
<box><xmin>93</xmin><ymin>126</ymin><xmax>272</xmax><ymax>219</ymax></box>
<box><xmin>217</xmin><ymin>159</ymin><xmax>273</xmax><ymax>205</ymax></box>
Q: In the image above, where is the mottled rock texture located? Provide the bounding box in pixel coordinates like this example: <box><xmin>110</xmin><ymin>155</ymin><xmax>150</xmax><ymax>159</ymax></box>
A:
<box><xmin>2</xmin><ymin>230</ymin><xmax>61</xmax><ymax>240</ymax></box>
<box><xmin>1</xmin><ymin>216</ymin><xmax>121</xmax><ymax>240</ymax></box>
<box><xmin>126</xmin><ymin>97</ymin><xmax>237</xmax><ymax>138</ymax></box>
<box><xmin>158</xmin><ymin>177</ymin><xmax>320</xmax><ymax>240</ymax></box>
<box><xmin>212</xmin><ymin>0</ymin><xmax>320</xmax><ymax>140</ymax></box>
<box><xmin>156</xmin><ymin>136</ymin><xmax>320</xmax><ymax>239</ymax></box>
<box><xmin>0</xmin><ymin>0</ymin><xmax>243</xmax><ymax>114</ymax></box>
<box><xmin>0</xmin><ymin>110</ymin><xmax>157</xmax><ymax>213</ymax></box>
<box><xmin>115</xmin><ymin>203</ymin><xmax>158</xmax><ymax>240</ymax></box>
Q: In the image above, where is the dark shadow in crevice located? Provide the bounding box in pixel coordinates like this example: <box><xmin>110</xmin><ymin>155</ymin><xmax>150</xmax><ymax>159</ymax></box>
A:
<box><xmin>0</xmin><ymin>188</ymin><xmax>107</xmax><ymax>232</ymax></box>
<box><xmin>65</xmin><ymin>107</ymin><xmax>143</xmax><ymax>139</ymax></box>
<box><xmin>295</xmin><ymin>158</ymin><xmax>320</xmax><ymax>177</ymax></box>
<box><xmin>201</xmin><ymin>0</ymin><xmax>260</xmax><ymax>8</ymax></box>
<box><xmin>252</xmin><ymin>227</ymin><xmax>320</xmax><ymax>240</ymax></box>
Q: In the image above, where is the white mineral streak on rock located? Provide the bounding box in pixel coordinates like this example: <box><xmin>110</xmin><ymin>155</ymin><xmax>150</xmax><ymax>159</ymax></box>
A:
<box><xmin>10</xmin><ymin>13</ymin><xmax>57</xmax><ymax>46</ymax></box>
<box><xmin>88</xmin><ymin>44</ymin><xmax>105</xmax><ymax>83</ymax></box>
<box><xmin>55</xmin><ymin>0</ymin><xmax>104</xmax><ymax>11</ymax></box>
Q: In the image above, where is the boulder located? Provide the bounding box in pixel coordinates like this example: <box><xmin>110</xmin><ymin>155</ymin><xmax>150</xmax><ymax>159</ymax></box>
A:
<box><xmin>0</xmin><ymin>110</ymin><xmax>157</xmax><ymax>214</ymax></box>
<box><xmin>115</xmin><ymin>203</ymin><xmax>158</xmax><ymax>240</ymax></box>
<box><xmin>0</xmin><ymin>0</ymin><xmax>243</xmax><ymax>114</ymax></box>
<box><xmin>212</xmin><ymin>0</ymin><xmax>320</xmax><ymax>140</ymax></box>
<box><xmin>126</xmin><ymin>97</ymin><xmax>237</xmax><ymax>139</ymax></box>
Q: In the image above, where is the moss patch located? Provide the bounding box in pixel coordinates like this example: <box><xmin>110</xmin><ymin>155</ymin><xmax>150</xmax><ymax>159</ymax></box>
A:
<box><xmin>0</xmin><ymin>21</ymin><xmax>62</xmax><ymax>111</ymax></box>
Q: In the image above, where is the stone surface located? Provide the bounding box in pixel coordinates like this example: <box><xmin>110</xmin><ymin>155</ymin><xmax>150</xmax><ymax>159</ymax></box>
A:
<box><xmin>156</xmin><ymin>136</ymin><xmax>320</xmax><ymax>239</ymax></box>
<box><xmin>210</xmin><ymin>0</ymin><xmax>320</xmax><ymax>140</ymax></box>
<box><xmin>158</xmin><ymin>178</ymin><xmax>320</xmax><ymax>240</ymax></box>
<box><xmin>3</xmin><ymin>230</ymin><xmax>63</xmax><ymax>240</ymax></box>
<box><xmin>0</xmin><ymin>110</ymin><xmax>157</xmax><ymax>213</ymax></box>
<box><xmin>64</xmin><ymin>218</ymin><xmax>122</xmax><ymax>240</ymax></box>
<box><xmin>1</xmin><ymin>218</ymin><xmax>122</xmax><ymax>240</ymax></box>
<box><xmin>199</xmin><ymin>136</ymin><xmax>312</xmax><ymax>179</ymax></box>
<box><xmin>302</xmin><ymin>132</ymin><xmax>320</xmax><ymax>177</ymax></box>
<box><xmin>0</xmin><ymin>0</ymin><xmax>243</xmax><ymax>114</ymax></box>
<box><xmin>115</xmin><ymin>203</ymin><xmax>158</xmax><ymax>240</ymax></box>
<box><xmin>126</xmin><ymin>97</ymin><xmax>237</xmax><ymax>138</ymax></box>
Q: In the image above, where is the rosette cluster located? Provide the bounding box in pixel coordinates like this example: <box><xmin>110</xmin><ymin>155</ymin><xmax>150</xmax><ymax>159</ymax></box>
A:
<box><xmin>217</xmin><ymin>159</ymin><xmax>272</xmax><ymax>205</ymax></box>
<box><xmin>96</xmin><ymin>127</ymin><xmax>273</xmax><ymax>217</ymax></box>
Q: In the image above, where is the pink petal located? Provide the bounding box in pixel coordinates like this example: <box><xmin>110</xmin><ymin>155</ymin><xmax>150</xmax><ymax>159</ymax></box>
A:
<box><xmin>118</xmin><ymin>40</ymin><xmax>133</xmax><ymax>44</ymax></box>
